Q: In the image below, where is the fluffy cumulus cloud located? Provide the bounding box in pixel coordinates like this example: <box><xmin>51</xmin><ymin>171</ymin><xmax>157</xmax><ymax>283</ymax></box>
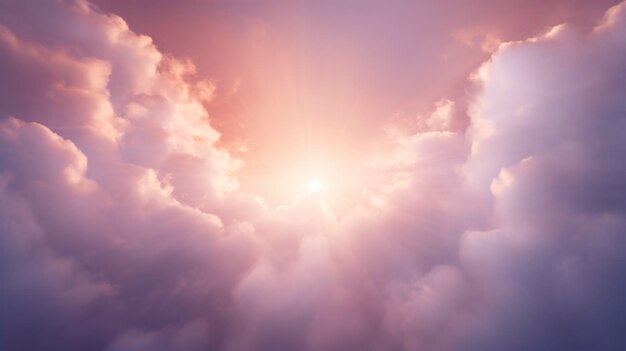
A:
<box><xmin>1</xmin><ymin>0</ymin><xmax>626</xmax><ymax>350</ymax></box>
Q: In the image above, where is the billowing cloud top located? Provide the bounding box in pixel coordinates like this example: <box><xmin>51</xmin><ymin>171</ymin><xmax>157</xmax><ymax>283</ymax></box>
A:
<box><xmin>1</xmin><ymin>1</ymin><xmax>626</xmax><ymax>350</ymax></box>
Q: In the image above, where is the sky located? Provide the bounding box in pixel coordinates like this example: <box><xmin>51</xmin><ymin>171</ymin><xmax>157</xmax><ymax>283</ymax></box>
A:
<box><xmin>1</xmin><ymin>0</ymin><xmax>626</xmax><ymax>350</ymax></box>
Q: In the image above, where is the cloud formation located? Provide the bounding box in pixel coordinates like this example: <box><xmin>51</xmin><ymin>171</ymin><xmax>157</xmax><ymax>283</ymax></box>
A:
<box><xmin>1</xmin><ymin>1</ymin><xmax>626</xmax><ymax>350</ymax></box>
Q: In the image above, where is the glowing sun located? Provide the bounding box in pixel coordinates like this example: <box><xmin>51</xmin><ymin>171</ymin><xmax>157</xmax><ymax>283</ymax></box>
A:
<box><xmin>307</xmin><ymin>179</ymin><xmax>322</xmax><ymax>193</ymax></box>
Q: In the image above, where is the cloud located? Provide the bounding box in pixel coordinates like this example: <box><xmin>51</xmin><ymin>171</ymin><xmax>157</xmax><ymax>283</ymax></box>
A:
<box><xmin>106</xmin><ymin>320</ymin><xmax>211</xmax><ymax>351</ymax></box>
<box><xmin>458</xmin><ymin>3</ymin><xmax>626</xmax><ymax>350</ymax></box>
<box><xmin>1</xmin><ymin>1</ymin><xmax>626</xmax><ymax>350</ymax></box>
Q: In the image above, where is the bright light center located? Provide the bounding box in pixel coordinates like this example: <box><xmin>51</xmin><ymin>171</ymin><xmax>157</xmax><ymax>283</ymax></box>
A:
<box><xmin>307</xmin><ymin>179</ymin><xmax>322</xmax><ymax>193</ymax></box>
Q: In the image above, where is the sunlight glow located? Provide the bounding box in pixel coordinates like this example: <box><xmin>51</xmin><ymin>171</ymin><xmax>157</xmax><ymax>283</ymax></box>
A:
<box><xmin>307</xmin><ymin>179</ymin><xmax>322</xmax><ymax>193</ymax></box>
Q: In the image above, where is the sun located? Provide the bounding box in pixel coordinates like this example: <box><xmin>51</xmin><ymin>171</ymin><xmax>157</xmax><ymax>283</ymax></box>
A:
<box><xmin>307</xmin><ymin>179</ymin><xmax>322</xmax><ymax>193</ymax></box>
